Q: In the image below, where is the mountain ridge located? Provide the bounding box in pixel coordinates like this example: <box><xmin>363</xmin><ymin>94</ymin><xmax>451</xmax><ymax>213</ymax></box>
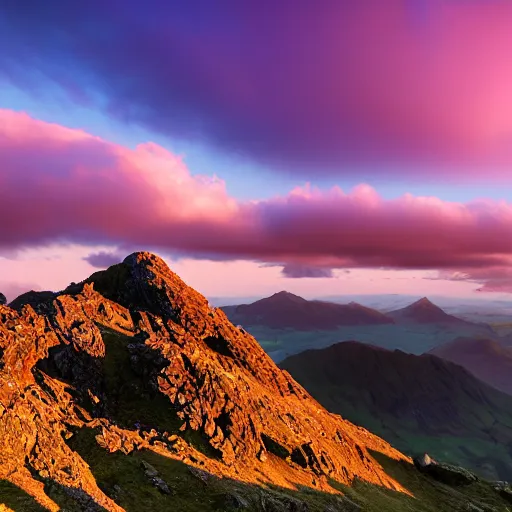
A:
<box><xmin>0</xmin><ymin>252</ymin><xmax>411</xmax><ymax>511</ymax></box>
<box><xmin>222</xmin><ymin>292</ymin><xmax>394</xmax><ymax>330</ymax></box>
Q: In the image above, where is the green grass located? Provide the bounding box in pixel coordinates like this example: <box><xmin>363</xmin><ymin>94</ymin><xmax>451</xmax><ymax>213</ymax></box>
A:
<box><xmin>355</xmin><ymin>451</ymin><xmax>512</xmax><ymax>512</ymax></box>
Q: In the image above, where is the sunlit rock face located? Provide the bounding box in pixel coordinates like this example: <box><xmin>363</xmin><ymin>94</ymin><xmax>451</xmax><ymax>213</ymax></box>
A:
<box><xmin>0</xmin><ymin>252</ymin><xmax>409</xmax><ymax>511</ymax></box>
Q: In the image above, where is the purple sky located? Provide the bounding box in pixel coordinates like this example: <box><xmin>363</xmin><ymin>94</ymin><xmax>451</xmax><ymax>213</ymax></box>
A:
<box><xmin>1</xmin><ymin>1</ymin><xmax>512</xmax><ymax>301</ymax></box>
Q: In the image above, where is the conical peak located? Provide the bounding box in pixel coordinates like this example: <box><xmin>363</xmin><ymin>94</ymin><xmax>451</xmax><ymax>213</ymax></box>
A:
<box><xmin>410</xmin><ymin>297</ymin><xmax>437</xmax><ymax>308</ymax></box>
<box><xmin>272</xmin><ymin>290</ymin><xmax>304</xmax><ymax>299</ymax></box>
<box><xmin>266</xmin><ymin>291</ymin><xmax>308</xmax><ymax>305</ymax></box>
<box><xmin>123</xmin><ymin>251</ymin><xmax>167</xmax><ymax>269</ymax></box>
<box><xmin>75</xmin><ymin>251</ymin><xmax>202</xmax><ymax>321</ymax></box>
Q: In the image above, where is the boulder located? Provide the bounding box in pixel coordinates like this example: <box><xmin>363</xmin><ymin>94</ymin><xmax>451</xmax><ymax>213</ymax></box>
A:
<box><xmin>493</xmin><ymin>481</ymin><xmax>512</xmax><ymax>504</ymax></box>
<box><xmin>188</xmin><ymin>466</ymin><xmax>211</xmax><ymax>485</ymax></box>
<box><xmin>414</xmin><ymin>452</ymin><xmax>434</xmax><ymax>469</ymax></box>
<box><xmin>140</xmin><ymin>460</ymin><xmax>159</xmax><ymax>478</ymax></box>
<box><xmin>151</xmin><ymin>476</ymin><xmax>172</xmax><ymax>495</ymax></box>
<box><xmin>414</xmin><ymin>453</ymin><xmax>478</xmax><ymax>486</ymax></box>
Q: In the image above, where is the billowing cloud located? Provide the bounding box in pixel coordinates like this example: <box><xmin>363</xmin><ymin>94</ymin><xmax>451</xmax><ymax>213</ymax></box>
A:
<box><xmin>0</xmin><ymin>109</ymin><xmax>239</xmax><ymax>251</ymax></box>
<box><xmin>2</xmin><ymin>110</ymin><xmax>512</xmax><ymax>291</ymax></box>
<box><xmin>83</xmin><ymin>251</ymin><xmax>123</xmax><ymax>269</ymax></box>
<box><xmin>281</xmin><ymin>264</ymin><xmax>335</xmax><ymax>279</ymax></box>
<box><xmin>2</xmin><ymin>2</ymin><xmax>512</xmax><ymax>176</ymax></box>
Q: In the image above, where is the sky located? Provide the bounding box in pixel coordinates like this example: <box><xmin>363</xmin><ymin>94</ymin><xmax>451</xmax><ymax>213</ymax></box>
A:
<box><xmin>1</xmin><ymin>0</ymin><xmax>512</xmax><ymax>302</ymax></box>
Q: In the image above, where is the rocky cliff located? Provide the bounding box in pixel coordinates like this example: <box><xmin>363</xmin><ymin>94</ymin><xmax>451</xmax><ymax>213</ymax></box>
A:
<box><xmin>0</xmin><ymin>252</ymin><xmax>409</xmax><ymax>511</ymax></box>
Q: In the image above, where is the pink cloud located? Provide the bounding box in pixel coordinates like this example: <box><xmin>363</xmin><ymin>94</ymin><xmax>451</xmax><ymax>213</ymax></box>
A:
<box><xmin>476</xmin><ymin>281</ymin><xmax>512</xmax><ymax>293</ymax></box>
<box><xmin>2</xmin><ymin>110</ymin><xmax>512</xmax><ymax>292</ymax></box>
<box><xmin>0</xmin><ymin>110</ymin><xmax>239</xmax><ymax>249</ymax></box>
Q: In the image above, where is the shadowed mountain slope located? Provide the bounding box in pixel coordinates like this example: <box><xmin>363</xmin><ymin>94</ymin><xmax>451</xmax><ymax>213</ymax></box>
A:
<box><xmin>222</xmin><ymin>291</ymin><xmax>394</xmax><ymax>330</ymax></box>
<box><xmin>281</xmin><ymin>341</ymin><xmax>512</xmax><ymax>481</ymax></box>
<box><xmin>431</xmin><ymin>337</ymin><xmax>512</xmax><ymax>396</ymax></box>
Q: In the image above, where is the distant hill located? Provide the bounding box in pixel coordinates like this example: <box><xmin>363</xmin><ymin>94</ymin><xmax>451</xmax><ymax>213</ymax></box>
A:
<box><xmin>387</xmin><ymin>297</ymin><xmax>476</xmax><ymax>325</ymax></box>
<box><xmin>223</xmin><ymin>294</ymin><xmax>495</xmax><ymax>362</ymax></box>
<box><xmin>221</xmin><ymin>291</ymin><xmax>394</xmax><ymax>330</ymax></box>
<box><xmin>431</xmin><ymin>337</ymin><xmax>512</xmax><ymax>396</ymax></box>
<box><xmin>281</xmin><ymin>340</ymin><xmax>512</xmax><ymax>480</ymax></box>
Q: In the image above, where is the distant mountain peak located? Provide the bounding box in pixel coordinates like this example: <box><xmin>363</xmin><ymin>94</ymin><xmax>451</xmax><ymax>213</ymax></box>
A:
<box><xmin>281</xmin><ymin>339</ymin><xmax>512</xmax><ymax>481</ymax></box>
<box><xmin>272</xmin><ymin>290</ymin><xmax>304</xmax><ymax>298</ymax></box>
<box><xmin>266</xmin><ymin>290</ymin><xmax>308</xmax><ymax>304</ymax></box>
<box><xmin>386</xmin><ymin>296</ymin><xmax>467</xmax><ymax>325</ymax></box>
<box><xmin>409</xmin><ymin>297</ymin><xmax>438</xmax><ymax>309</ymax></box>
<box><xmin>431</xmin><ymin>336</ymin><xmax>512</xmax><ymax>395</ymax></box>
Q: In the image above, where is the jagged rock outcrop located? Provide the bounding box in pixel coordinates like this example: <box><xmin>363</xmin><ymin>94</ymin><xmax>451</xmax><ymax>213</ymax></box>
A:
<box><xmin>0</xmin><ymin>293</ymin><xmax>6</xmax><ymax>306</ymax></box>
<box><xmin>0</xmin><ymin>252</ymin><xmax>410</xmax><ymax>511</ymax></box>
